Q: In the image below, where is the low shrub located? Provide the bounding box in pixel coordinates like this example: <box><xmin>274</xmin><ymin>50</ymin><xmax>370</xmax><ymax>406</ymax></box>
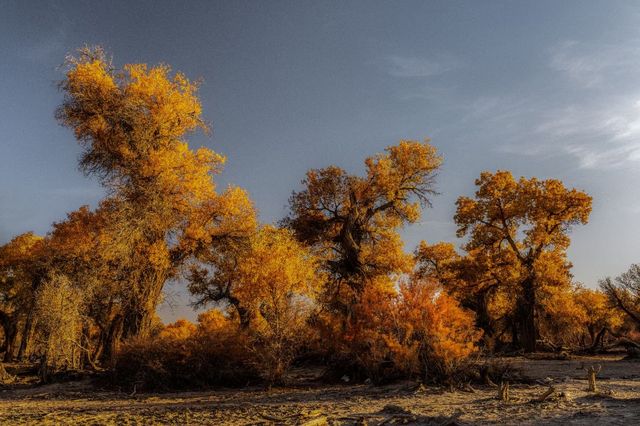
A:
<box><xmin>327</xmin><ymin>278</ymin><xmax>482</xmax><ymax>385</ymax></box>
<box><xmin>113</xmin><ymin>313</ymin><xmax>258</xmax><ymax>391</ymax></box>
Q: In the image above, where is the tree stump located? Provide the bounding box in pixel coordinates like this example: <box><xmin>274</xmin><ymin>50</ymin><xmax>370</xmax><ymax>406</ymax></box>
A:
<box><xmin>498</xmin><ymin>381</ymin><xmax>510</xmax><ymax>401</ymax></box>
<box><xmin>584</xmin><ymin>365</ymin><xmax>601</xmax><ymax>392</ymax></box>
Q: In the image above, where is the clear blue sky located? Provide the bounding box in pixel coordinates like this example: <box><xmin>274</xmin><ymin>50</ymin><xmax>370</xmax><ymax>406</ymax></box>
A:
<box><xmin>3</xmin><ymin>1</ymin><xmax>640</xmax><ymax>322</ymax></box>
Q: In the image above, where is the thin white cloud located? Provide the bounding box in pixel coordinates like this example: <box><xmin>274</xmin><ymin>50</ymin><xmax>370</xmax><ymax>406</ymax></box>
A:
<box><xmin>549</xmin><ymin>40</ymin><xmax>640</xmax><ymax>89</ymax></box>
<box><xmin>474</xmin><ymin>40</ymin><xmax>640</xmax><ymax>169</ymax></box>
<box><xmin>512</xmin><ymin>96</ymin><xmax>640</xmax><ymax>169</ymax></box>
<box><xmin>454</xmin><ymin>91</ymin><xmax>640</xmax><ymax>169</ymax></box>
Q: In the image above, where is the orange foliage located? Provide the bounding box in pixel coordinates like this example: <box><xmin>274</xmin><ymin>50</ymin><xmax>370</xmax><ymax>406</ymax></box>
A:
<box><xmin>189</xmin><ymin>226</ymin><xmax>322</xmax><ymax>383</ymax></box>
<box><xmin>285</xmin><ymin>139</ymin><xmax>441</xmax><ymax>334</ymax></box>
<box><xmin>336</xmin><ymin>278</ymin><xmax>481</xmax><ymax>383</ymax></box>
<box><xmin>452</xmin><ymin>170</ymin><xmax>592</xmax><ymax>351</ymax></box>
<box><xmin>56</xmin><ymin>47</ymin><xmax>257</xmax><ymax>339</ymax></box>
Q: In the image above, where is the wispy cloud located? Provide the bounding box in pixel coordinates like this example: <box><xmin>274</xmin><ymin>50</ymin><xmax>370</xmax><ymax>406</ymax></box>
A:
<box><xmin>383</xmin><ymin>55</ymin><xmax>458</xmax><ymax>78</ymax></box>
<box><xmin>538</xmin><ymin>98</ymin><xmax>640</xmax><ymax>168</ymax></box>
<box><xmin>541</xmin><ymin>40</ymin><xmax>640</xmax><ymax>168</ymax></box>
<box><xmin>549</xmin><ymin>40</ymin><xmax>640</xmax><ymax>89</ymax></box>
<box><xmin>465</xmin><ymin>40</ymin><xmax>640</xmax><ymax>170</ymax></box>
<box><xmin>452</xmin><ymin>91</ymin><xmax>640</xmax><ymax>169</ymax></box>
<box><xmin>490</xmin><ymin>96</ymin><xmax>640</xmax><ymax>169</ymax></box>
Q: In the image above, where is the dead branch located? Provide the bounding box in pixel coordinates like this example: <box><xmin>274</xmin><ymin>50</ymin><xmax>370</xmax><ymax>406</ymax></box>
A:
<box><xmin>537</xmin><ymin>385</ymin><xmax>556</xmax><ymax>402</ymax></box>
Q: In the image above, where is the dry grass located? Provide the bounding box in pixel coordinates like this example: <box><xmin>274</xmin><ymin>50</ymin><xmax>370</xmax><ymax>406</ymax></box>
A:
<box><xmin>0</xmin><ymin>355</ymin><xmax>638</xmax><ymax>425</ymax></box>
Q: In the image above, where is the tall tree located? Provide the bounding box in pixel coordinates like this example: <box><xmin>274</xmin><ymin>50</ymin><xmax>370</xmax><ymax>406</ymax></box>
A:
<box><xmin>56</xmin><ymin>47</ymin><xmax>256</xmax><ymax>339</ymax></box>
<box><xmin>283</xmin><ymin>140</ymin><xmax>442</xmax><ymax>319</ymax></box>
<box><xmin>454</xmin><ymin>170</ymin><xmax>592</xmax><ymax>351</ymax></box>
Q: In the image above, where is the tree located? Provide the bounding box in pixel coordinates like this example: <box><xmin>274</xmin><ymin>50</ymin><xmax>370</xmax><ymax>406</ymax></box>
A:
<box><xmin>56</xmin><ymin>46</ymin><xmax>256</xmax><ymax>340</ymax></box>
<box><xmin>415</xmin><ymin>242</ymin><xmax>506</xmax><ymax>348</ymax></box>
<box><xmin>283</xmin><ymin>140</ymin><xmax>442</xmax><ymax>320</ymax></box>
<box><xmin>341</xmin><ymin>277</ymin><xmax>481</xmax><ymax>383</ymax></box>
<box><xmin>573</xmin><ymin>286</ymin><xmax>623</xmax><ymax>350</ymax></box>
<box><xmin>0</xmin><ymin>232</ymin><xmax>47</xmax><ymax>360</ymax></box>
<box><xmin>46</xmin><ymin>204</ymin><xmax>125</xmax><ymax>364</ymax></box>
<box><xmin>188</xmin><ymin>226</ymin><xmax>322</xmax><ymax>383</ymax></box>
<box><xmin>536</xmin><ymin>283</ymin><xmax>587</xmax><ymax>349</ymax></box>
<box><xmin>33</xmin><ymin>272</ymin><xmax>85</xmax><ymax>380</ymax></box>
<box><xmin>600</xmin><ymin>264</ymin><xmax>640</xmax><ymax>328</ymax></box>
<box><xmin>454</xmin><ymin>170</ymin><xmax>592</xmax><ymax>352</ymax></box>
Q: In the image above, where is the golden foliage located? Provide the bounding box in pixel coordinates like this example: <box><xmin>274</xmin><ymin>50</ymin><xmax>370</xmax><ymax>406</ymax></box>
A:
<box><xmin>285</xmin><ymin>139</ymin><xmax>441</xmax><ymax>317</ymax></box>
<box><xmin>56</xmin><ymin>46</ymin><xmax>257</xmax><ymax>339</ymax></box>
<box><xmin>450</xmin><ymin>170</ymin><xmax>592</xmax><ymax>351</ymax></box>
<box><xmin>34</xmin><ymin>272</ymin><xmax>85</xmax><ymax>372</ymax></box>
<box><xmin>189</xmin><ymin>226</ymin><xmax>322</xmax><ymax>383</ymax></box>
<box><xmin>338</xmin><ymin>278</ymin><xmax>481</xmax><ymax>383</ymax></box>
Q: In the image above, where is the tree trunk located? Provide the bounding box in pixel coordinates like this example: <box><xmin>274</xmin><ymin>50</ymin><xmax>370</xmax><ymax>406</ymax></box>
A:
<box><xmin>476</xmin><ymin>290</ymin><xmax>494</xmax><ymax>349</ymax></box>
<box><xmin>587</xmin><ymin>326</ymin><xmax>596</xmax><ymax>346</ymax></box>
<box><xmin>17</xmin><ymin>311</ymin><xmax>35</xmax><ymax>361</ymax></box>
<box><xmin>121</xmin><ymin>272</ymin><xmax>166</xmax><ymax>340</ymax></box>
<box><xmin>0</xmin><ymin>312</ymin><xmax>17</xmax><ymax>362</ymax></box>
<box><xmin>3</xmin><ymin>326</ymin><xmax>17</xmax><ymax>362</ymax></box>
<box><xmin>589</xmin><ymin>328</ymin><xmax>607</xmax><ymax>352</ymax></box>
<box><xmin>100</xmin><ymin>315</ymin><xmax>124</xmax><ymax>366</ymax></box>
<box><xmin>517</xmin><ymin>277</ymin><xmax>536</xmax><ymax>353</ymax></box>
<box><xmin>510</xmin><ymin>316</ymin><xmax>519</xmax><ymax>348</ymax></box>
<box><xmin>122</xmin><ymin>307</ymin><xmax>153</xmax><ymax>340</ymax></box>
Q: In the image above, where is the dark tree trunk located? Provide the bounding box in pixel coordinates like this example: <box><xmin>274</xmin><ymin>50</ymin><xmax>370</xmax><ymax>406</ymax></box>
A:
<box><xmin>100</xmin><ymin>315</ymin><xmax>124</xmax><ymax>366</ymax></box>
<box><xmin>587</xmin><ymin>326</ymin><xmax>596</xmax><ymax>346</ymax></box>
<box><xmin>227</xmin><ymin>295</ymin><xmax>251</xmax><ymax>329</ymax></box>
<box><xmin>517</xmin><ymin>277</ymin><xmax>537</xmax><ymax>352</ymax></box>
<box><xmin>3</xmin><ymin>326</ymin><xmax>17</xmax><ymax>362</ymax></box>
<box><xmin>17</xmin><ymin>311</ymin><xmax>34</xmax><ymax>360</ymax></box>
<box><xmin>589</xmin><ymin>328</ymin><xmax>607</xmax><ymax>352</ymax></box>
<box><xmin>122</xmin><ymin>307</ymin><xmax>153</xmax><ymax>340</ymax></box>
<box><xmin>510</xmin><ymin>316</ymin><xmax>519</xmax><ymax>348</ymax></box>
<box><xmin>0</xmin><ymin>312</ymin><xmax>17</xmax><ymax>362</ymax></box>
<box><xmin>476</xmin><ymin>291</ymin><xmax>494</xmax><ymax>337</ymax></box>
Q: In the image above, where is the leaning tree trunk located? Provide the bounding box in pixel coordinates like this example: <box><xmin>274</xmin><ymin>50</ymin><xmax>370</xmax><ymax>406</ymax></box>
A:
<box><xmin>517</xmin><ymin>277</ymin><xmax>537</xmax><ymax>353</ymax></box>
<box><xmin>510</xmin><ymin>316</ymin><xmax>519</xmax><ymax>348</ymax></box>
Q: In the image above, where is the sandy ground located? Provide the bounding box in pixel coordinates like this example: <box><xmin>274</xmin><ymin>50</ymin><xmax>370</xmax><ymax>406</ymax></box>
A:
<box><xmin>0</xmin><ymin>355</ymin><xmax>638</xmax><ymax>425</ymax></box>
